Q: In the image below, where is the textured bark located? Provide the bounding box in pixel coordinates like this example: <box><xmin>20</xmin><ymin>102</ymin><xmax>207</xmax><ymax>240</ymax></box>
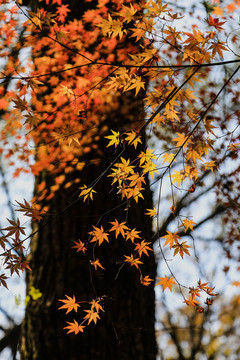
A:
<box><xmin>20</xmin><ymin>1</ymin><xmax>157</xmax><ymax>359</ymax></box>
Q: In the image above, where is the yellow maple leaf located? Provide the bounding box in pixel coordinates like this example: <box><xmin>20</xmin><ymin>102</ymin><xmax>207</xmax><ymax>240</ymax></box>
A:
<box><xmin>171</xmin><ymin>170</ymin><xmax>184</xmax><ymax>187</ymax></box>
<box><xmin>172</xmin><ymin>132</ymin><xmax>192</xmax><ymax>150</ymax></box>
<box><xmin>125</xmin><ymin>75</ymin><xmax>145</xmax><ymax>95</ymax></box>
<box><xmin>97</xmin><ymin>13</ymin><xmax>126</xmax><ymax>39</ymax></box>
<box><xmin>105</xmin><ymin>130</ymin><xmax>120</xmax><ymax>147</ymax></box>
<box><xmin>145</xmin><ymin>208</ymin><xmax>157</xmax><ymax>217</ymax></box>
<box><xmin>116</xmin><ymin>4</ymin><xmax>137</xmax><ymax>23</ymax></box>
<box><xmin>79</xmin><ymin>185</ymin><xmax>96</xmax><ymax>202</ymax></box>
<box><xmin>124</xmin><ymin>130</ymin><xmax>142</xmax><ymax>149</ymax></box>
<box><xmin>161</xmin><ymin>153</ymin><xmax>176</xmax><ymax>165</ymax></box>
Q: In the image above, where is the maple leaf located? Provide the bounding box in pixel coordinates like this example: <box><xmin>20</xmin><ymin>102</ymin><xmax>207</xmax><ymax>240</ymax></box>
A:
<box><xmin>84</xmin><ymin>309</ymin><xmax>100</xmax><ymax>324</ymax></box>
<box><xmin>206</xmin><ymin>14</ymin><xmax>226</xmax><ymax>30</ymax></box>
<box><xmin>189</xmin><ymin>286</ymin><xmax>201</xmax><ymax>298</ymax></box>
<box><xmin>172</xmin><ymin>132</ymin><xmax>192</xmax><ymax>150</ymax></box>
<box><xmin>0</xmin><ymin>274</ymin><xmax>8</xmax><ymax>289</ymax></box>
<box><xmin>97</xmin><ymin>14</ymin><xmax>126</xmax><ymax>39</ymax></box>
<box><xmin>125</xmin><ymin>228</ymin><xmax>141</xmax><ymax>242</ymax></box>
<box><xmin>171</xmin><ymin>170</ymin><xmax>184</xmax><ymax>187</ymax></box>
<box><xmin>130</xmin><ymin>23</ymin><xmax>146</xmax><ymax>41</ymax></box>
<box><xmin>172</xmin><ymin>241</ymin><xmax>191</xmax><ymax>258</ymax></box>
<box><xmin>180</xmin><ymin>219</ymin><xmax>196</xmax><ymax>232</ymax></box>
<box><xmin>109</xmin><ymin>219</ymin><xmax>129</xmax><ymax>238</ymax></box>
<box><xmin>90</xmin><ymin>259</ymin><xmax>105</xmax><ymax>270</ymax></box>
<box><xmin>209</xmin><ymin>41</ymin><xmax>228</xmax><ymax>59</ymax></box>
<box><xmin>156</xmin><ymin>275</ymin><xmax>177</xmax><ymax>292</ymax></box>
<box><xmin>72</xmin><ymin>240</ymin><xmax>87</xmax><ymax>253</ymax></box>
<box><xmin>186</xmin><ymin>148</ymin><xmax>202</xmax><ymax>163</ymax></box>
<box><xmin>114</xmin><ymin>4</ymin><xmax>137</xmax><ymax>23</ymax></box>
<box><xmin>141</xmin><ymin>160</ymin><xmax>159</xmax><ymax>179</ymax></box>
<box><xmin>64</xmin><ymin>320</ymin><xmax>85</xmax><ymax>334</ymax></box>
<box><xmin>197</xmin><ymin>280</ymin><xmax>211</xmax><ymax>292</ymax></box>
<box><xmin>79</xmin><ymin>185</ymin><xmax>96</xmax><ymax>202</ymax></box>
<box><xmin>227</xmin><ymin>142</ymin><xmax>240</xmax><ymax>152</ymax></box>
<box><xmin>140</xmin><ymin>275</ymin><xmax>154</xmax><ymax>287</ymax></box>
<box><xmin>58</xmin><ymin>295</ymin><xmax>80</xmax><ymax>314</ymax></box>
<box><xmin>105</xmin><ymin>130</ymin><xmax>120</xmax><ymax>148</ymax></box>
<box><xmin>226</xmin><ymin>2</ymin><xmax>237</xmax><ymax>13</ymax></box>
<box><xmin>125</xmin><ymin>75</ymin><xmax>145</xmax><ymax>95</ymax></box>
<box><xmin>2</xmin><ymin>218</ymin><xmax>26</xmax><ymax>239</ymax></box>
<box><xmin>212</xmin><ymin>6</ymin><xmax>223</xmax><ymax>17</ymax></box>
<box><xmin>124</xmin><ymin>254</ymin><xmax>143</xmax><ymax>269</ymax></box>
<box><xmin>145</xmin><ymin>208</ymin><xmax>157</xmax><ymax>217</ymax></box>
<box><xmin>184</xmin><ymin>295</ymin><xmax>200</xmax><ymax>307</ymax></box>
<box><xmin>124</xmin><ymin>130</ymin><xmax>142</xmax><ymax>149</ymax></box>
<box><xmin>56</xmin><ymin>4</ymin><xmax>70</xmax><ymax>23</ymax></box>
<box><xmin>20</xmin><ymin>260</ymin><xmax>32</xmax><ymax>272</ymax></box>
<box><xmin>204</xmin><ymin>161</ymin><xmax>217</xmax><ymax>172</ymax></box>
<box><xmin>162</xmin><ymin>231</ymin><xmax>180</xmax><ymax>249</ymax></box>
<box><xmin>89</xmin><ymin>226</ymin><xmax>109</xmax><ymax>246</ymax></box>
<box><xmin>89</xmin><ymin>299</ymin><xmax>104</xmax><ymax>313</ymax></box>
<box><xmin>16</xmin><ymin>199</ymin><xmax>43</xmax><ymax>222</ymax></box>
<box><xmin>134</xmin><ymin>240</ymin><xmax>153</xmax><ymax>257</ymax></box>
<box><xmin>138</xmin><ymin>148</ymin><xmax>157</xmax><ymax>165</ymax></box>
<box><xmin>161</xmin><ymin>153</ymin><xmax>176</xmax><ymax>165</ymax></box>
<box><xmin>12</xmin><ymin>96</ymin><xmax>28</xmax><ymax>112</ymax></box>
<box><xmin>127</xmin><ymin>173</ymin><xmax>146</xmax><ymax>189</ymax></box>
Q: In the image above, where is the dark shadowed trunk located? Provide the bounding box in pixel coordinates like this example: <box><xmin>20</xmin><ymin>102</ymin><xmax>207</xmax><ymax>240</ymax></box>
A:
<box><xmin>20</xmin><ymin>1</ymin><xmax>157</xmax><ymax>359</ymax></box>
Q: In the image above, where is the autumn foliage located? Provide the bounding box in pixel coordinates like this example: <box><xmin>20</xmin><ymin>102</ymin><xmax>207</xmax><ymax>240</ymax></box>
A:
<box><xmin>0</xmin><ymin>0</ymin><xmax>240</xmax><ymax>339</ymax></box>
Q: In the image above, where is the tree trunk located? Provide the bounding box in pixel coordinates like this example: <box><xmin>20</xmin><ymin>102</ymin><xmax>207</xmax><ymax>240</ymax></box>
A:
<box><xmin>20</xmin><ymin>1</ymin><xmax>157</xmax><ymax>359</ymax></box>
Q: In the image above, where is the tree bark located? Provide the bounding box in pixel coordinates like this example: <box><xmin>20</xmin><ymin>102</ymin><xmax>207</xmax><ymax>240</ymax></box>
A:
<box><xmin>20</xmin><ymin>1</ymin><xmax>157</xmax><ymax>359</ymax></box>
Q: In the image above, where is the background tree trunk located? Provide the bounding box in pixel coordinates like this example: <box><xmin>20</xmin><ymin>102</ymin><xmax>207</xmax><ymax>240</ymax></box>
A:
<box><xmin>20</xmin><ymin>1</ymin><xmax>157</xmax><ymax>359</ymax></box>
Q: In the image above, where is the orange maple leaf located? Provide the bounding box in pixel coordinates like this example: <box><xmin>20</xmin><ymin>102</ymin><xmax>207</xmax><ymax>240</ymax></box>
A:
<box><xmin>89</xmin><ymin>226</ymin><xmax>109</xmax><ymax>245</ymax></box>
<box><xmin>84</xmin><ymin>309</ymin><xmax>100</xmax><ymax>324</ymax></box>
<box><xmin>140</xmin><ymin>275</ymin><xmax>154</xmax><ymax>286</ymax></box>
<box><xmin>58</xmin><ymin>295</ymin><xmax>80</xmax><ymax>314</ymax></box>
<box><xmin>162</xmin><ymin>231</ymin><xmax>180</xmax><ymax>249</ymax></box>
<box><xmin>172</xmin><ymin>241</ymin><xmax>191</xmax><ymax>258</ymax></box>
<box><xmin>206</xmin><ymin>14</ymin><xmax>226</xmax><ymax>30</ymax></box>
<box><xmin>109</xmin><ymin>219</ymin><xmax>129</xmax><ymax>238</ymax></box>
<box><xmin>72</xmin><ymin>240</ymin><xmax>87</xmax><ymax>253</ymax></box>
<box><xmin>156</xmin><ymin>275</ymin><xmax>177</xmax><ymax>292</ymax></box>
<box><xmin>124</xmin><ymin>254</ymin><xmax>143</xmax><ymax>268</ymax></box>
<box><xmin>64</xmin><ymin>320</ymin><xmax>85</xmax><ymax>334</ymax></box>
<box><xmin>134</xmin><ymin>240</ymin><xmax>153</xmax><ymax>257</ymax></box>
<box><xmin>184</xmin><ymin>294</ymin><xmax>200</xmax><ymax>307</ymax></box>
<box><xmin>125</xmin><ymin>228</ymin><xmax>141</xmax><ymax>242</ymax></box>
<box><xmin>90</xmin><ymin>259</ymin><xmax>105</xmax><ymax>270</ymax></box>
<box><xmin>172</xmin><ymin>132</ymin><xmax>192</xmax><ymax>150</ymax></box>
<box><xmin>180</xmin><ymin>219</ymin><xmax>196</xmax><ymax>232</ymax></box>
